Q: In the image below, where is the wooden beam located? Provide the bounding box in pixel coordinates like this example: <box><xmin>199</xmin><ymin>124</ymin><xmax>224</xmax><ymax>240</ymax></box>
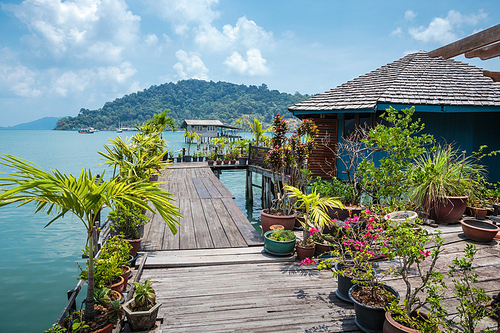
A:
<box><xmin>465</xmin><ymin>40</ymin><xmax>500</xmax><ymax>60</ymax></box>
<box><xmin>483</xmin><ymin>70</ymin><xmax>500</xmax><ymax>82</ymax></box>
<box><xmin>428</xmin><ymin>23</ymin><xmax>500</xmax><ymax>59</ymax></box>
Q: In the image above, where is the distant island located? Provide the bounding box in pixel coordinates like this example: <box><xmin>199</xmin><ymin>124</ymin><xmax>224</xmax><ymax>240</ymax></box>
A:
<box><xmin>55</xmin><ymin>79</ymin><xmax>310</xmax><ymax>131</ymax></box>
<box><xmin>0</xmin><ymin>117</ymin><xmax>63</xmax><ymax>130</ymax></box>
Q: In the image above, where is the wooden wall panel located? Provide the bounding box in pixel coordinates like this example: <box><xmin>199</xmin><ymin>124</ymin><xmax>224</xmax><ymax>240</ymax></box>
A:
<box><xmin>308</xmin><ymin>118</ymin><xmax>338</xmax><ymax>179</ymax></box>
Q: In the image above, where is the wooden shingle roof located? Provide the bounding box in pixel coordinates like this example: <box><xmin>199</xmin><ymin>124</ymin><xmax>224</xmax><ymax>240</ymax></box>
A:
<box><xmin>289</xmin><ymin>51</ymin><xmax>500</xmax><ymax>113</ymax></box>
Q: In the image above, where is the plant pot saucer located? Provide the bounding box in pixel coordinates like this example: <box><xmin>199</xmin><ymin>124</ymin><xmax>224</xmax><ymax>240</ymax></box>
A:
<box><xmin>335</xmin><ymin>289</ymin><xmax>353</xmax><ymax>303</ymax></box>
<box><xmin>263</xmin><ymin>246</ymin><xmax>294</xmax><ymax>257</ymax></box>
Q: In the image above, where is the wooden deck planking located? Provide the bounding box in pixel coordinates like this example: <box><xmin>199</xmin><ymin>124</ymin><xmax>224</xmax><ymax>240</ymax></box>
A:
<box><xmin>135</xmin><ymin>227</ymin><xmax>500</xmax><ymax>333</ymax></box>
<box><xmin>139</xmin><ymin>165</ymin><xmax>263</xmax><ymax>251</ymax></box>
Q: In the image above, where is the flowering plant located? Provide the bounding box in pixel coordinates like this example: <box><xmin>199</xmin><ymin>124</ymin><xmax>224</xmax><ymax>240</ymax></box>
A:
<box><xmin>384</xmin><ymin>218</ymin><xmax>447</xmax><ymax>331</ymax></box>
<box><xmin>264</xmin><ymin>115</ymin><xmax>319</xmax><ymax>216</ymax></box>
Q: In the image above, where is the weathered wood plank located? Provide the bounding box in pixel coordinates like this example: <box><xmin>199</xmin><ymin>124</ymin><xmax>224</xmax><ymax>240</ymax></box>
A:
<box><xmin>200</xmin><ymin>198</ymin><xmax>231</xmax><ymax>248</ymax></box>
<box><xmin>200</xmin><ymin>176</ymin><xmax>223</xmax><ymax>198</ymax></box>
<box><xmin>222</xmin><ymin>197</ymin><xmax>264</xmax><ymax>246</ymax></box>
<box><xmin>212</xmin><ymin>198</ymin><xmax>247</xmax><ymax>247</ymax></box>
<box><xmin>191</xmin><ymin>177</ymin><xmax>211</xmax><ymax>199</ymax></box>
<box><xmin>178</xmin><ymin>198</ymin><xmax>196</xmax><ymax>250</ymax></box>
<box><xmin>190</xmin><ymin>198</ymin><xmax>214</xmax><ymax>249</ymax></box>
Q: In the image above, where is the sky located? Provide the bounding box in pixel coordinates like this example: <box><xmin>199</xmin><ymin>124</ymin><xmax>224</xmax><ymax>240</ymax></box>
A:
<box><xmin>0</xmin><ymin>0</ymin><xmax>499</xmax><ymax>127</ymax></box>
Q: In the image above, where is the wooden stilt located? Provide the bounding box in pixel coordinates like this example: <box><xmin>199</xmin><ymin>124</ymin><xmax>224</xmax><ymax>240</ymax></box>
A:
<box><xmin>246</xmin><ymin>170</ymin><xmax>253</xmax><ymax>204</ymax></box>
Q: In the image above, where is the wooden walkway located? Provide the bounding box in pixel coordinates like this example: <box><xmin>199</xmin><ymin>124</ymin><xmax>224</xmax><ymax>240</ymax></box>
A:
<box><xmin>132</xmin><ymin>224</ymin><xmax>500</xmax><ymax>333</ymax></box>
<box><xmin>140</xmin><ymin>163</ymin><xmax>263</xmax><ymax>251</ymax></box>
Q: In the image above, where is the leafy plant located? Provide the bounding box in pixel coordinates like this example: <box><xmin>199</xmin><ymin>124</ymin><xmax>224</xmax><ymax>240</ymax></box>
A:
<box><xmin>267</xmin><ymin>229</ymin><xmax>296</xmax><ymax>242</ymax></box>
<box><xmin>408</xmin><ymin>145</ymin><xmax>487</xmax><ymax>215</ymax></box>
<box><xmin>384</xmin><ymin>219</ymin><xmax>447</xmax><ymax>331</ymax></box>
<box><xmin>285</xmin><ymin>185</ymin><xmax>343</xmax><ymax>241</ymax></box>
<box><xmin>0</xmin><ymin>154</ymin><xmax>181</xmax><ymax>322</ymax></box>
<box><xmin>132</xmin><ymin>279</ymin><xmax>156</xmax><ymax>312</ymax></box>
<box><xmin>357</xmin><ymin>107</ymin><xmax>434</xmax><ymax>206</ymax></box>
<box><xmin>106</xmin><ymin>299</ymin><xmax>124</xmax><ymax>324</ymax></box>
<box><xmin>109</xmin><ymin>203</ymin><xmax>150</xmax><ymax>239</ymax></box>
<box><xmin>44</xmin><ymin>324</ymin><xmax>67</xmax><ymax>333</ymax></box>
<box><xmin>242</xmin><ymin>117</ymin><xmax>272</xmax><ymax>147</ymax></box>
<box><xmin>99</xmin><ymin>234</ymin><xmax>132</xmax><ymax>264</ymax></box>
<box><xmin>312</xmin><ymin>176</ymin><xmax>356</xmax><ymax>205</ymax></box>
<box><xmin>207</xmin><ymin>150</ymin><xmax>217</xmax><ymax>161</ymax></box>
<box><xmin>447</xmin><ymin>244</ymin><xmax>493</xmax><ymax>333</ymax></box>
<box><xmin>183</xmin><ymin>129</ymin><xmax>200</xmax><ymax>156</ymax></box>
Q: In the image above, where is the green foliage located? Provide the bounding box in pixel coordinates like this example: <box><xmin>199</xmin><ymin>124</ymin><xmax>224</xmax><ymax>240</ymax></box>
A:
<box><xmin>106</xmin><ymin>299</ymin><xmax>124</xmax><ymax>324</ymax></box>
<box><xmin>408</xmin><ymin>145</ymin><xmax>486</xmax><ymax>214</ymax></box>
<box><xmin>109</xmin><ymin>202</ymin><xmax>150</xmax><ymax>239</ymax></box>
<box><xmin>183</xmin><ymin>129</ymin><xmax>200</xmax><ymax>155</ymax></box>
<box><xmin>44</xmin><ymin>324</ymin><xmax>67</xmax><ymax>333</ymax></box>
<box><xmin>266</xmin><ymin>230</ymin><xmax>296</xmax><ymax>242</ymax></box>
<box><xmin>94</xmin><ymin>287</ymin><xmax>112</xmax><ymax>307</ymax></box>
<box><xmin>447</xmin><ymin>244</ymin><xmax>492</xmax><ymax>333</ymax></box>
<box><xmin>242</xmin><ymin>116</ymin><xmax>272</xmax><ymax>147</ymax></box>
<box><xmin>357</xmin><ymin>107</ymin><xmax>434</xmax><ymax>206</ymax></box>
<box><xmin>312</xmin><ymin>176</ymin><xmax>355</xmax><ymax>205</ymax></box>
<box><xmin>132</xmin><ymin>279</ymin><xmax>156</xmax><ymax>311</ymax></box>
<box><xmin>54</xmin><ymin>80</ymin><xmax>309</xmax><ymax>130</ymax></box>
<box><xmin>384</xmin><ymin>219</ymin><xmax>447</xmax><ymax>331</ymax></box>
<box><xmin>100</xmin><ymin>234</ymin><xmax>132</xmax><ymax>264</ymax></box>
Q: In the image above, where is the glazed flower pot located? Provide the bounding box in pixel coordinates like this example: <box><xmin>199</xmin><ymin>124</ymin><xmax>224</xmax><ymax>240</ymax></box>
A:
<box><xmin>461</xmin><ymin>219</ymin><xmax>500</xmax><ymax>242</ymax></box>
<box><xmin>260</xmin><ymin>209</ymin><xmax>296</xmax><ymax>233</ymax></box>
<box><xmin>263</xmin><ymin>230</ymin><xmax>296</xmax><ymax>254</ymax></box>
<box><xmin>296</xmin><ymin>244</ymin><xmax>315</xmax><ymax>261</ymax></box>
<box><xmin>123</xmin><ymin>299</ymin><xmax>162</xmax><ymax>331</ymax></box>
<box><xmin>238</xmin><ymin>157</ymin><xmax>247</xmax><ymax>165</ymax></box>
<box><xmin>349</xmin><ymin>283</ymin><xmax>399</xmax><ymax>333</ymax></box>
<box><xmin>467</xmin><ymin>206</ymin><xmax>487</xmax><ymax>219</ymax></box>
<box><xmin>432</xmin><ymin>196</ymin><xmax>468</xmax><ymax>224</ymax></box>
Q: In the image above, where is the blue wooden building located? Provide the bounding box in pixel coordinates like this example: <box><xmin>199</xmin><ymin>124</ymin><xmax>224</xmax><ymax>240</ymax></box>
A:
<box><xmin>289</xmin><ymin>50</ymin><xmax>500</xmax><ymax>182</ymax></box>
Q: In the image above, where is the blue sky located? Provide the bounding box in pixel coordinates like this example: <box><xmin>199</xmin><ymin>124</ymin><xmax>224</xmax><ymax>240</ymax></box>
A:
<box><xmin>0</xmin><ymin>0</ymin><xmax>499</xmax><ymax>127</ymax></box>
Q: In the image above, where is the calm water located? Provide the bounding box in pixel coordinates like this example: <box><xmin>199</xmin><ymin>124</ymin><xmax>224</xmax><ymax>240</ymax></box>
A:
<box><xmin>0</xmin><ymin>130</ymin><xmax>262</xmax><ymax>333</ymax></box>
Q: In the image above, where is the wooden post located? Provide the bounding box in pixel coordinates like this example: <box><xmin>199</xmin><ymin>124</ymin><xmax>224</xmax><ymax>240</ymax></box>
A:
<box><xmin>246</xmin><ymin>169</ymin><xmax>253</xmax><ymax>204</ymax></box>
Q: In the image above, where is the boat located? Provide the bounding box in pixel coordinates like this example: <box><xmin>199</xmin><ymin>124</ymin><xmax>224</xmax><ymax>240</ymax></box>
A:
<box><xmin>116</xmin><ymin>128</ymin><xmax>122</xmax><ymax>133</ymax></box>
<box><xmin>78</xmin><ymin>128</ymin><xmax>96</xmax><ymax>134</ymax></box>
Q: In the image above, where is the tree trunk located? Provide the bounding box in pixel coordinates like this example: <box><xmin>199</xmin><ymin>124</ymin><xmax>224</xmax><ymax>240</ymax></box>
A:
<box><xmin>84</xmin><ymin>229</ymin><xmax>96</xmax><ymax>322</ymax></box>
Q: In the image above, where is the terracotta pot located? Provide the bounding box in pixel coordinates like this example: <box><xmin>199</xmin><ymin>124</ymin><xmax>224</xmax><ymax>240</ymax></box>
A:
<box><xmin>110</xmin><ymin>290</ymin><xmax>123</xmax><ymax>303</ymax></box>
<box><xmin>432</xmin><ymin>196</ymin><xmax>468</xmax><ymax>224</ymax></box>
<box><xmin>63</xmin><ymin>311</ymin><xmax>113</xmax><ymax>333</ymax></box>
<box><xmin>295</xmin><ymin>215</ymin><xmax>304</xmax><ymax>228</ymax></box>
<box><xmin>108</xmin><ymin>275</ymin><xmax>124</xmax><ymax>293</ymax></box>
<box><xmin>384</xmin><ymin>310</ymin><xmax>424</xmax><ymax>333</ymax></box>
<box><xmin>230</xmin><ymin>160</ymin><xmax>236</xmax><ymax>165</ymax></box>
<box><xmin>296</xmin><ymin>244</ymin><xmax>315</xmax><ymax>261</ymax></box>
<box><xmin>260</xmin><ymin>209</ymin><xmax>296</xmax><ymax>233</ymax></box>
<box><xmin>127</xmin><ymin>238</ymin><xmax>142</xmax><ymax>257</ymax></box>
<box><xmin>314</xmin><ymin>242</ymin><xmax>332</xmax><ymax>256</ymax></box>
<box><xmin>468</xmin><ymin>206</ymin><xmax>488</xmax><ymax>219</ymax></box>
<box><xmin>208</xmin><ymin>160</ymin><xmax>214</xmax><ymax>165</ymax></box>
<box><xmin>121</xmin><ymin>265</ymin><xmax>131</xmax><ymax>289</ymax></box>
<box><xmin>269</xmin><ymin>224</ymin><xmax>284</xmax><ymax>231</ymax></box>
<box><xmin>223</xmin><ymin>160</ymin><xmax>229</xmax><ymax>165</ymax></box>
<box><xmin>327</xmin><ymin>205</ymin><xmax>364</xmax><ymax>221</ymax></box>
<box><xmin>461</xmin><ymin>219</ymin><xmax>500</xmax><ymax>242</ymax></box>
<box><xmin>216</xmin><ymin>160</ymin><xmax>222</xmax><ymax>165</ymax></box>
<box><xmin>349</xmin><ymin>284</ymin><xmax>399</xmax><ymax>333</ymax></box>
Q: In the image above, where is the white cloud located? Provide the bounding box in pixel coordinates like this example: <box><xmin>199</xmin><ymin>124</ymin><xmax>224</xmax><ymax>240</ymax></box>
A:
<box><xmin>409</xmin><ymin>10</ymin><xmax>488</xmax><ymax>44</ymax></box>
<box><xmin>224</xmin><ymin>49</ymin><xmax>270</xmax><ymax>76</ymax></box>
<box><xmin>97</xmin><ymin>61</ymin><xmax>138</xmax><ymax>83</ymax></box>
<box><xmin>3</xmin><ymin>0</ymin><xmax>141</xmax><ymax>61</ymax></box>
<box><xmin>50</xmin><ymin>70</ymin><xmax>91</xmax><ymax>97</ymax></box>
<box><xmin>145</xmin><ymin>34</ymin><xmax>159</xmax><ymax>45</ymax></box>
<box><xmin>404</xmin><ymin>10</ymin><xmax>417</xmax><ymax>20</ymax></box>
<box><xmin>390</xmin><ymin>27</ymin><xmax>403</xmax><ymax>37</ymax></box>
<box><xmin>0</xmin><ymin>47</ymin><xmax>41</xmax><ymax>97</ymax></box>
<box><xmin>147</xmin><ymin>0</ymin><xmax>220</xmax><ymax>35</ymax></box>
<box><xmin>173</xmin><ymin>49</ymin><xmax>209</xmax><ymax>80</ymax></box>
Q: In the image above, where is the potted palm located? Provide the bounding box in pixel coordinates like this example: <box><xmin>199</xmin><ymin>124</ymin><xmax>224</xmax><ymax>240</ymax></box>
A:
<box><xmin>0</xmin><ymin>153</ymin><xmax>181</xmax><ymax>328</ymax></box>
<box><xmin>408</xmin><ymin>145</ymin><xmax>485</xmax><ymax>224</ymax></box>
<box><xmin>285</xmin><ymin>185</ymin><xmax>343</xmax><ymax>260</ymax></box>
<box><xmin>261</xmin><ymin>115</ymin><xmax>318</xmax><ymax>232</ymax></box>
<box><xmin>123</xmin><ymin>279</ymin><xmax>162</xmax><ymax>331</ymax></box>
<box><xmin>183</xmin><ymin>129</ymin><xmax>200</xmax><ymax>162</ymax></box>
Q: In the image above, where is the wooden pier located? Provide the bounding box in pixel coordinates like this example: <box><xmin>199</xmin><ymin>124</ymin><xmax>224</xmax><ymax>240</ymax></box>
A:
<box><xmin>132</xmin><ymin>164</ymin><xmax>500</xmax><ymax>332</ymax></box>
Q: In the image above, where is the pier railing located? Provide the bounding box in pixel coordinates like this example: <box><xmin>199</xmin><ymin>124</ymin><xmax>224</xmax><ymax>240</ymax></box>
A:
<box><xmin>248</xmin><ymin>144</ymin><xmax>269</xmax><ymax>168</ymax></box>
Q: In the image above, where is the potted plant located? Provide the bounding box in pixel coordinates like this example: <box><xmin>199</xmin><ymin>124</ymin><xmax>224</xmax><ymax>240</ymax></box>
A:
<box><xmin>408</xmin><ymin>145</ymin><xmax>486</xmax><ymax>224</ymax></box>
<box><xmin>234</xmin><ymin>139</ymin><xmax>251</xmax><ymax>165</ymax></box>
<box><xmin>0</xmin><ymin>151</ymin><xmax>181</xmax><ymax>327</ymax></box>
<box><xmin>263</xmin><ymin>229</ymin><xmax>296</xmax><ymax>255</ymax></box>
<box><xmin>223</xmin><ymin>154</ymin><xmax>230</xmax><ymax>165</ymax></box>
<box><xmin>108</xmin><ymin>202</ymin><xmax>150</xmax><ymax>257</ymax></box>
<box><xmin>123</xmin><ymin>279</ymin><xmax>162</xmax><ymax>331</ymax></box>
<box><xmin>99</xmin><ymin>235</ymin><xmax>133</xmax><ymax>288</ymax></box>
<box><xmin>312</xmin><ymin>176</ymin><xmax>363</xmax><ymax>221</ymax></box>
<box><xmin>176</xmin><ymin>152</ymin><xmax>182</xmax><ymax>162</ymax></box>
<box><xmin>261</xmin><ymin>116</ymin><xmax>318</xmax><ymax>231</ymax></box>
<box><xmin>318</xmin><ymin>209</ymin><xmax>385</xmax><ymax>303</ymax></box>
<box><xmin>309</xmin><ymin>227</ymin><xmax>333</xmax><ymax>256</ymax></box>
<box><xmin>183</xmin><ymin>129</ymin><xmax>200</xmax><ymax>162</ymax></box>
<box><xmin>207</xmin><ymin>150</ymin><xmax>217</xmax><ymax>165</ymax></box>
<box><xmin>216</xmin><ymin>157</ymin><xmax>223</xmax><ymax>165</ymax></box>
<box><xmin>383</xmin><ymin>218</ymin><xmax>448</xmax><ymax>332</ymax></box>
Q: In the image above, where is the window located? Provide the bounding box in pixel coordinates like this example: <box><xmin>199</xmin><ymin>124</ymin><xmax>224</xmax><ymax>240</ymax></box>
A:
<box><xmin>194</xmin><ymin>126</ymin><xmax>203</xmax><ymax>131</ymax></box>
<box><xmin>207</xmin><ymin>126</ymin><xmax>216</xmax><ymax>132</ymax></box>
<box><xmin>343</xmin><ymin>113</ymin><xmax>376</xmax><ymax>139</ymax></box>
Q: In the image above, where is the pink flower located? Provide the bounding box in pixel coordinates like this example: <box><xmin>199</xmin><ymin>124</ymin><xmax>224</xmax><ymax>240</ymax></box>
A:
<box><xmin>382</xmin><ymin>205</ymin><xmax>385</xmax><ymax>209</ymax></box>
<box><xmin>369</xmin><ymin>217</ymin><xmax>375</xmax><ymax>223</ymax></box>
<box><xmin>420</xmin><ymin>250</ymin><xmax>431</xmax><ymax>258</ymax></box>
<box><xmin>365</xmin><ymin>209</ymin><xmax>371</xmax><ymax>214</ymax></box>
<box><xmin>300</xmin><ymin>257</ymin><xmax>317</xmax><ymax>265</ymax></box>
<box><xmin>309</xmin><ymin>227</ymin><xmax>320</xmax><ymax>234</ymax></box>
<box><xmin>332</xmin><ymin>219</ymin><xmax>338</xmax><ymax>223</ymax></box>
<box><xmin>367</xmin><ymin>223</ymin><xmax>374</xmax><ymax>230</ymax></box>
<box><xmin>386</xmin><ymin>214</ymin><xmax>390</xmax><ymax>219</ymax></box>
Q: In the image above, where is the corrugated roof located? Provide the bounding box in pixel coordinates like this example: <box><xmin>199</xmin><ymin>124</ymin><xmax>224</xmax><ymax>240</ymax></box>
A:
<box><xmin>181</xmin><ymin>119</ymin><xmax>239</xmax><ymax>129</ymax></box>
<box><xmin>289</xmin><ymin>51</ymin><xmax>500</xmax><ymax>112</ymax></box>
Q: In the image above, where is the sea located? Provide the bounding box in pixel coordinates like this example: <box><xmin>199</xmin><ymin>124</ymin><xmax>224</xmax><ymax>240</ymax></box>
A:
<box><xmin>0</xmin><ymin>130</ymin><xmax>263</xmax><ymax>333</ymax></box>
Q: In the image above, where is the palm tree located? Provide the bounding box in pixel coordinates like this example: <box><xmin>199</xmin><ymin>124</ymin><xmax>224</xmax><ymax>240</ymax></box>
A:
<box><xmin>0</xmin><ymin>154</ymin><xmax>181</xmax><ymax>323</ymax></box>
<box><xmin>243</xmin><ymin>117</ymin><xmax>271</xmax><ymax>147</ymax></box>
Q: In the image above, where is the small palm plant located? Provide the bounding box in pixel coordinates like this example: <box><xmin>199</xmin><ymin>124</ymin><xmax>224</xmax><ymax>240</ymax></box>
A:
<box><xmin>132</xmin><ymin>279</ymin><xmax>156</xmax><ymax>311</ymax></box>
<box><xmin>285</xmin><ymin>185</ymin><xmax>344</xmax><ymax>241</ymax></box>
<box><xmin>183</xmin><ymin>130</ymin><xmax>200</xmax><ymax>156</ymax></box>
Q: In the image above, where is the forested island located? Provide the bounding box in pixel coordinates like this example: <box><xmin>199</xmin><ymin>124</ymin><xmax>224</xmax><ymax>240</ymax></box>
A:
<box><xmin>55</xmin><ymin>79</ymin><xmax>310</xmax><ymax>131</ymax></box>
